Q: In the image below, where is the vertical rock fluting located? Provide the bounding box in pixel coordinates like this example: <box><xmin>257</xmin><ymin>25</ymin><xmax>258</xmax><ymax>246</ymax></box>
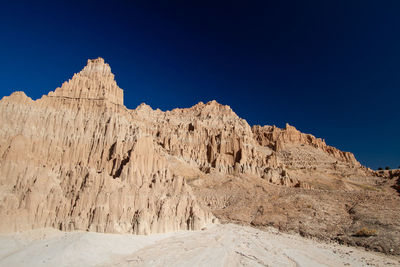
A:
<box><xmin>0</xmin><ymin>57</ymin><xmax>370</xmax><ymax>234</ymax></box>
<box><xmin>0</xmin><ymin>58</ymin><xmax>214</xmax><ymax>234</ymax></box>
<box><xmin>48</xmin><ymin>57</ymin><xmax>124</xmax><ymax>106</ymax></box>
<box><xmin>131</xmin><ymin>100</ymin><xmax>279</xmax><ymax>179</ymax></box>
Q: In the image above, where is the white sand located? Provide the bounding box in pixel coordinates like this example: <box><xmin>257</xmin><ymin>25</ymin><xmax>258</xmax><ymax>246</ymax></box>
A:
<box><xmin>0</xmin><ymin>224</ymin><xmax>398</xmax><ymax>267</ymax></box>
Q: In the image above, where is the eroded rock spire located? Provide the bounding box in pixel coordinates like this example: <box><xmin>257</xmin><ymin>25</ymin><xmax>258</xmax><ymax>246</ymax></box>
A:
<box><xmin>48</xmin><ymin>57</ymin><xmax>124</xmax><ymax>105</ymax></box>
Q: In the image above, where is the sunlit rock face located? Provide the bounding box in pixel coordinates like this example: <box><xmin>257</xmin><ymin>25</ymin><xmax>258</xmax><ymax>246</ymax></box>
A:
<box><xmin>48</xmin><ymin>57</ymin><xmax>123</xmax><ymax>105</ymax></box>
<box><xmin>0</xmin><ymin>57</ymin><xmax>368</xmax><ymax>234</ymax></box>
<box><xmin>0</xmin><ymin>58</ymin><xmax>214</xmax><ymax>234</ymax></box>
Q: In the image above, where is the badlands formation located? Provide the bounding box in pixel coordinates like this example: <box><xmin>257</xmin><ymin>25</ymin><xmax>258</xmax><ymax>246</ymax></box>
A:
<box><xmin>0</xmin><ymin>58</ymin><xmax>399</xmax><ymax>260</ymax></box>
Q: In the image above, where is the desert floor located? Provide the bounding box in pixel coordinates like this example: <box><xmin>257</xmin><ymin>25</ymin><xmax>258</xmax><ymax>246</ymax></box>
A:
<box><xmin>0</xmin><ymin>223</ymin><xmax>399</xmax><ymax>267</ymax></box>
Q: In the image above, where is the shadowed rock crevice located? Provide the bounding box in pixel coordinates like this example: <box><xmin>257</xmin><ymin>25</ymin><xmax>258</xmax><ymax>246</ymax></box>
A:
<box><xmin>112</xmin><ymin>149</ymin><xmax>131</xmax><ymax>179</ymax></box>
<box><xmin>108</xmin><ymin>142</ymin><xmax>117</xmax><ymax>160</ymax></box>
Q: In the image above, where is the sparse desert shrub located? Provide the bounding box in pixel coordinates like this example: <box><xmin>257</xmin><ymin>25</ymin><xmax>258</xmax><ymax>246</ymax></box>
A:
<box><xmin>378</xmin><ymin>167</ymin><xmax>383</xmax><ymax>170</ymax></box>
<box><xmin>385</xmin><ymin>166</ymin><xmax>390</xmax><ymax>170</ymax></box>
<box><xmin>354</xmin><ymin>227</ymin><xmax>377</xmax><ymax>237</ymax></box>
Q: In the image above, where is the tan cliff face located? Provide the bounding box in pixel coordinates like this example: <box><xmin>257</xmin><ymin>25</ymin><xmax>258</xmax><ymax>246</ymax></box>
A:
<box><xmin>48</xmin><ymin>58</ymin><xmax>124</xmax><ymax>106</ymax></box>
<box><xmin>0</xmin><ymin>58</ymin><xmax>214</xmax><ymax>234</ymax></box>
<box><xmin>252</xmin><ymin>123</ymin><xmax>359</xmax><ymax>165</ymax></box>
<box><xmin>0</xmin><ymin>57</ymin><xmax>372</xmax><ymax>234</ymax></box>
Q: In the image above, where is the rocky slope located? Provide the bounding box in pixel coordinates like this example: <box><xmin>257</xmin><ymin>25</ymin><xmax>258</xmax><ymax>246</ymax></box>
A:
<box><xmin>0</xmin><ymin>58</ymin><xmax>215</xmax><ymax>234</ymax></box>
<box><xmin>1</xmin><ymin>58</ymin><xmax>398</xmax><ymax>255</ymax></box>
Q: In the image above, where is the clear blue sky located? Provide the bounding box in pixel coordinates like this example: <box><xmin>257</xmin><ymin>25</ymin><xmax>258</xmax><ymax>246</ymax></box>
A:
<box><xmin>1</xmin><ymin>1</ymin><xmax>399</xmax><ymax>169</ymax></box>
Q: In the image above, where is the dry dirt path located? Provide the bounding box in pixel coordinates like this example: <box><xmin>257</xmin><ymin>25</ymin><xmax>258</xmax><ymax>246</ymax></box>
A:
<box><xmin>0</xmin><ymin>224</ymin><xmax>399</xmax><ymax>267</ymax></box>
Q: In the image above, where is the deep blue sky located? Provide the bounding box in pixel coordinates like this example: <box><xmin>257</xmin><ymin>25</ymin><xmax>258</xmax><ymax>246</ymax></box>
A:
<box><xmin>1</xmin><ymin>1</ymin><xmax>399</xmax><ymax>169</ymax></box>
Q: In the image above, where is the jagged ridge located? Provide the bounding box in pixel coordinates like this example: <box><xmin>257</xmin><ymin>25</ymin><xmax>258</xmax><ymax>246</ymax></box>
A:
<box><xmin>0</xmin><ymin>58</ymin><xmax>370</xmax><ymax>235</ymax></box>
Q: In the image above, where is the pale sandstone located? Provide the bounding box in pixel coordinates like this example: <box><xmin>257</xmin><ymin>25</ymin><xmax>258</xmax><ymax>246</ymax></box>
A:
<box><xmin>0</xmin><ymin>57</ymin><xmax>376</xmax><ymax>236</ymax></box>
<box><xmin>0</xmin><ymin>58</ymin><xmax>214</xmax><ymax>234</ymax></box>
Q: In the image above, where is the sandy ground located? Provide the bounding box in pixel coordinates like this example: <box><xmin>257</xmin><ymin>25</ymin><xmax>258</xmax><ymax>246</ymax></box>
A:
<box><xmin>0</xmin><ymin>224</ymin><xmax>399</xmax><ymax>267</ymax></box>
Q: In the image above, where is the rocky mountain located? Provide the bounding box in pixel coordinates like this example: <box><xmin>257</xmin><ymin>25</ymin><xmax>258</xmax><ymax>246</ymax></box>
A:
<box><xmin>0</xmin><ymin>58</ymin><xmax>214</xmax><ymax>234</ymax></box>
<box><xmin>1</xmin><ymin>58</ymin><xmax>399</xmax><ymax>255</ymax></box>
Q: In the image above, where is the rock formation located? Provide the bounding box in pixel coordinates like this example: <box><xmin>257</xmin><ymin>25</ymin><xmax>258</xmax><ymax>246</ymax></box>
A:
<box><xmin>0</xmin><ymin>58</ymin><xmax>214</xmax><ymax>234</ymax></box>
<box><xmin>252</xmin><ymin>123</ymin><xmax>359</xmax><ymax>165</ymax></box>
<box><xmin>0</xmin><ymin>58</ymin><xmax>391</xmax><ymax>243</ymax></box>
<box><xmin>48</xmin><ymin>57</ymin><xmax>124</xmax><ymax>106</ymax></box>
